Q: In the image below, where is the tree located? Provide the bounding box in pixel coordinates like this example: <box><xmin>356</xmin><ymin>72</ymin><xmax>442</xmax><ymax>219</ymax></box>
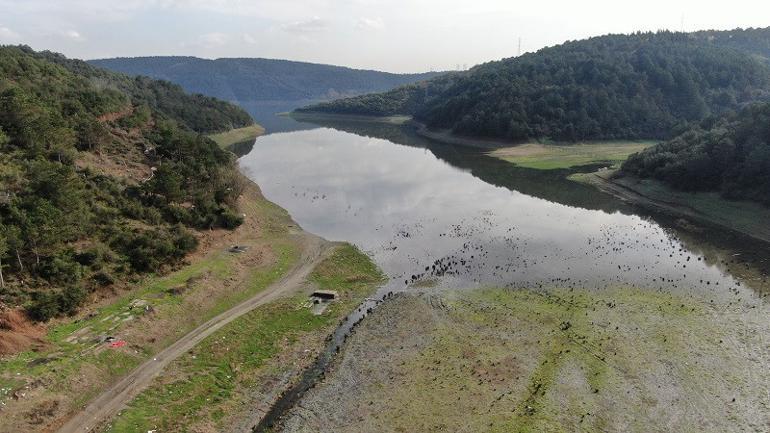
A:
<box><xmin>0</xmin><ymin>224</ymin><xmax>7</xmax><ymax>289</ymax></box>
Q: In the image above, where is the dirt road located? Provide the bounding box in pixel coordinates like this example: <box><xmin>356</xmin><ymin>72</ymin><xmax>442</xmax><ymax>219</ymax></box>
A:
<box><xmin>56</xmin><ymin>233</ymin><xmax>332</xmax><ymax>433</ymax></box>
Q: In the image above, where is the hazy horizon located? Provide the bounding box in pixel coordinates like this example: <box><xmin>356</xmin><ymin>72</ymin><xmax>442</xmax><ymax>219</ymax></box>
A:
<box><xmin>1</xmin><ymin>0</ymin><xmax>769</xmax><ymax>73</ymax></box>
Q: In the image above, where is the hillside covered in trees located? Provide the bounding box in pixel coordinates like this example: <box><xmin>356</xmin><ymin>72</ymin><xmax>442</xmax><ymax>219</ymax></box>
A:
<box><xmin>690</xmin><ymin>27</ymin><xmax>770</xmax><ymax>63</ymax></box>
<box><xmin>621</xmin><ymin>103</ymin><xmax>770</xmax><ymax>206</ymax></box>
<box><xmin>0</xmin><ymin>46</ymin><xmax>253</xmax><ymax>320</ymax></box>
<box><xmin>301</xmin><ymin>31</ymin><xmax>770</xmax><ymax>142</ymax></box>
<box><xmin>88</xmin><ymin>56</ymin><xmax>442</xmax><ymax>103</ymax></box>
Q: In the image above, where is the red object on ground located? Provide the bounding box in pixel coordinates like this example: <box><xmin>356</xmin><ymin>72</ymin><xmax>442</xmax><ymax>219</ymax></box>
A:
<box><xmin>108</xmin><ymin>340</ymin><xmax>127</xmax><ymax>348</ymax></box>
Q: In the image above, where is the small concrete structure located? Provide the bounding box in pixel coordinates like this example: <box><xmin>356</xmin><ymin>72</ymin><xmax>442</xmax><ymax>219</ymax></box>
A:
<box><xmin>228</xmin><ymin>245</ymin><xmax>249</xmax><ymax>253</ymax></box>
<box><xmin>311</xmin><ymin>290</ymin><xmax>339</xmax><ymax>301</ymax></box>
<box><xmin>309</xmin><ymin>290</ymin><xmax>339</xmax><ymax>315</ymax></box>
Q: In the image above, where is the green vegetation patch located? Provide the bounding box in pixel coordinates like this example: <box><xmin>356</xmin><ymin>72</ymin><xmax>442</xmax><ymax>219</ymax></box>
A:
<box><xmin>309</xmin><ymin>243</ymin><xmax>385</xmax><ymax>293</ymax></box>
<box><xmin>490</xmin><ymin>141</ymin><xmax>654</xmax><ymax>170</ymax></box>
<box><xmin>105</xmin><ymin>244</ymin><xmax>383</xmax><ymax>433</ymax></box>
<box><xmin>208</xmin><ymin>124</ymin><xmax>265</xmax><ymax>150</ymax></box>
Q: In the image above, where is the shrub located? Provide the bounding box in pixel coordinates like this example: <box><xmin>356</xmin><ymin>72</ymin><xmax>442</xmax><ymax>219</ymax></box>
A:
<box><xmin>26</xmin><ymin>286</ymin><xmax>86</xmax><ymax>321</ymax></box>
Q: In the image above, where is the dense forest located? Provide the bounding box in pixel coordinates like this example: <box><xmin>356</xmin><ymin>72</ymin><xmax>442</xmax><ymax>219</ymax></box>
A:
<box><xmin>89</xmin><ymin>56</ymin><xmax>442</xmax><ymax>103</ymax></box>
<box><xmin>0</xmin><ymin>46</ymin><xmax>253</xmax><ymax>320</ymax></box>
<box><xmin>301</xmin><ymin>31</ymin><xmax>770</xmax><ymax>142</ymax></box>
<box><xmin>690</xmin><ymin>27</ymin><xmax>770</xmax><ymax>63</ymax></box>
<box><xmin>622</xmin><ymin>103</ymin><xmax>770</xmax><ymax>206</ymax></box>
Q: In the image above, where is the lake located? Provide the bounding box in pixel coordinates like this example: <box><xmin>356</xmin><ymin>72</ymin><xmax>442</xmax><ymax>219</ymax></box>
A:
<box><xmin>239</xmin><ymin>117</ymin><xmax>770</xmax><ymax>304</ymax></box>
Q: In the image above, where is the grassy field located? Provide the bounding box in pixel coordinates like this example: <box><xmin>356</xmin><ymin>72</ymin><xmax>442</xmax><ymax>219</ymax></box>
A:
<box><xmin>0</xmin><ymin>179</ymin><xmax>305</xmax><ymax>433</ymax></box>
<box><xmin>489</xmin><ymin>141</ymin><xmax>655</xmax><ymax>170</ymax></box>
<box><xmin>208</xmin><ymin>124</ymin><xmax>266</xmax><ymax>149</ymax></box>
<box><xmin>104</xmin><ymin>244</ymin><xmax>384</xmax><ymax>433</ymax></box>
<box><xmin>282</xmin><ymin>287</ymin><xmax>768</xmax><ymax>433</ymax></box>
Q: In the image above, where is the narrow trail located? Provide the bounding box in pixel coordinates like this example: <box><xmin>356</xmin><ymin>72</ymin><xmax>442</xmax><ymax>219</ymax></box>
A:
<box><xmin>56</xmin><ymin>233</ymin><xmax>332</xmax><ymax>433</ymax></box>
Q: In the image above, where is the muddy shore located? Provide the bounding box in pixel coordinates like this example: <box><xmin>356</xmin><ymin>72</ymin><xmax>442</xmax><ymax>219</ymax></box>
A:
<box><xmin>280</xmin><ymin>288</ymin><xmax>770</xmax><ymax>433</ymax></box>
<box><xmin>571</xmin><ymin>169</ymin><xmax>770</xmax><ymax>245</ymax></box>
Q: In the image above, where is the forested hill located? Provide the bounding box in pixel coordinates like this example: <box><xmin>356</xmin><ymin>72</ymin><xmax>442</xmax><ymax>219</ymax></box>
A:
<box><xmin>622</xmin><ymin>103</ymin><xmax>770</xmax><ymax>206</ymax></box>
<box><xmin>300</xmin><ymin>31</ymin><xmax>770</xmax><ymax>142</ymax></box>
<box><xmin>691</xmin><ymin>27</ymin><xmax>770</xmax><ymax>63</ymax></box>
<box><xmin>0</xmin><ymin>46</ymin><xmax>252</xmax><ymax>321</ymax></box>
<box><xmin>88</xmin><ymin>56</ymin><xmax>443</xmax><ymax>103</ymax></box>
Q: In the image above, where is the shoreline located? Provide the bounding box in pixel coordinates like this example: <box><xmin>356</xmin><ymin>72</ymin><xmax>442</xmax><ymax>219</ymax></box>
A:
<box><xmin>290</xmin><ymin>111</ymin><xmax>518</xmax><ymax>149</ymax></box>
<box><xmin>571</xmin><ymin>169</ymin><xmax>770</xmax><ymax>245</ymax></box>
<box><xmin>289</xmin><ymin>111</ymin><xmax>412</xmax><ymax>125</ymax></box>
<box><xmin>412</xmin><ymin>121</ymin><xmax>518</xmax><ymax>149</ymax></box>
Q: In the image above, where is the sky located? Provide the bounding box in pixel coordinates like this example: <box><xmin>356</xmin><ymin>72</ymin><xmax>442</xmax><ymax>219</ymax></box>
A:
<box><xmin>1</xmin><ymin>0</ymin><xmax>769</xmax><ymax>73</ymax></box>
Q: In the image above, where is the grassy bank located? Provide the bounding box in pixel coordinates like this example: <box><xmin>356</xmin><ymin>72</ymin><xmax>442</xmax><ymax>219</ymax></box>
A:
<box><xmin>281</xmin><ymin>287</ymin><xmax>768</xmax><ymax>433</ymax></box>
<box><xmin>571</xmin><ymin>169</ymin><xmax>770</xmax><ymax>244</ymax></box>
<box><xmin>489</xmin><ymin>141</ymin><xmax>655</xmax><ymax>170</ymax></box>
<box><xmin>0</xmin><ymin>177</ymin><xmax>305</xmax><ymax>433</ymax></box>
<box><xmin>208</xmin><ymin>124</ymin><xmax>266</xmax><ymax>149</ymax></box>
<box><xmin>104</xmin><ymin>244</ymin><xmax>384</xmax><ymax>433</ymax></box>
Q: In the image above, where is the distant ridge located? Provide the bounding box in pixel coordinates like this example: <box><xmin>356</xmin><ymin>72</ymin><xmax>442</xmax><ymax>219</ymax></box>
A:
<box><xmin>300</xmin><ymin>30</ymin><xmax>770</xmax><ymax>143</ymax></box>
<box><xmin>89</xmin><ymin>56</ymin><xmax>443</xmax><ymax>103</ymax></box>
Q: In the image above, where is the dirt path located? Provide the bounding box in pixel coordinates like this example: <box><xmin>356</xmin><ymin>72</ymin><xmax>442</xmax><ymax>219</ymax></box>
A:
<box><xmin>56</xmin><ymin>232</ymin><xmax>333</xmax><ymax>433</ymax></box>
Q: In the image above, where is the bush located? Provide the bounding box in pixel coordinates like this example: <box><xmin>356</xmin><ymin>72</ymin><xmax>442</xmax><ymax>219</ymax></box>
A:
<box><xmin>36</xmin><ymin>255</ymin><xmax>83</xmax><ymax>285</ymax></box>
<box><xmin>112</xmin><ymin>226</ymin><xmax>197</xmax><ymax>272</ymax></box>
<box><xmin>27</xmin><ymin>286</ymin><xmax>87</xmax><ymax>321</ymax></box>
<box><xmin>92</xmin><ymin>271</ymin><xmax>115</xmax><ymax>286</ymax></box>
<box><xmin>217</xmin><ymin>208</ymin><xmax>244</xmax><ymax>230</ymax></box>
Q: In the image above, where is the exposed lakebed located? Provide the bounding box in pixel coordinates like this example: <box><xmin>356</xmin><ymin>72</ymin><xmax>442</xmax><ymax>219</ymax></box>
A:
<box><xmin>239</xmin><ymin>118</ymin><xmax>770</xmax><ymax>432</ymax></box>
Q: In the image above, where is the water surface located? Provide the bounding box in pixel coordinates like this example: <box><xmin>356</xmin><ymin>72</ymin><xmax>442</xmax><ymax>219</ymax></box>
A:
<box><xmin>239</xmin><ymin>121</ymin><xmax>769</xmax><ymax>303</ymax></box>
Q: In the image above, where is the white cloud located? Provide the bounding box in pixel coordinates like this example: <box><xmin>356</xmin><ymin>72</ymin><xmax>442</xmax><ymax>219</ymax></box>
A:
<box><xmin>198</xmin><ymin>32</ymin><xmax>230</xmax><ymax>47</ymax></box>
<box><xmin>0</xmin><ymin>25</ymin><xmax>21</xmax><ymax>42</ymax></box>
<box><xmin>63</xmin><ymin>29</ymin><xmax>84</xmax><ymax>41</ymax></box>
<box><xmin>281</xmin><ymin>16</ymin><xmax>327</xmax><ymax>34</ymax></box>
<box><xmin>356</xmin><ymin>17</ymin><xmax>384</xmax><ymax>30</ymax></box>
<box><xmin>242</xmin><ymin>33</ymin><xmax>258</xmax><ymax>45</ymax></box>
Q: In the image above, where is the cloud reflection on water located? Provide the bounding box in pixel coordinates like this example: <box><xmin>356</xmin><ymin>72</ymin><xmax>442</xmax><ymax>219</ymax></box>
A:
<box><xmin>240</xmin><ymin>127</ymin><xmax>744</xmax><ymax>301</ymax></box>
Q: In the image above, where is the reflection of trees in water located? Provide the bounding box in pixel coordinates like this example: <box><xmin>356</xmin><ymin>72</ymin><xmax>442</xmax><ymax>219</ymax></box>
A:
<box><xmin>298</xmin><ymin>117</ymin><xmax>770</xmax><ymax>296</ymax></box>
<box><xmin>299</xmin><ymin>117</ymin><xmax>626</xmax><ymax>212</ymax></box>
